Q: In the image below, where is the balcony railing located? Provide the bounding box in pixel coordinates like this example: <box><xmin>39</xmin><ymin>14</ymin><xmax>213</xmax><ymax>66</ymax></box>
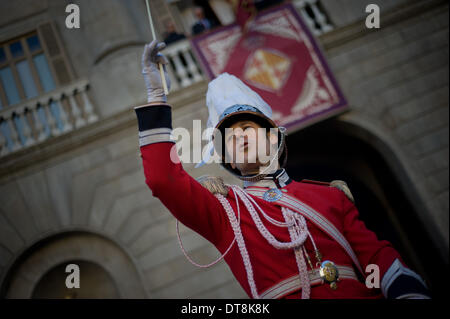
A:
<box><xmin>293</xmin><ymin>0</ymin><xmax>333</xmax><ymax>36</ymax></box>
<box><xmin>0</xmin><ymin>40</ymin><xmax>203</xmax><ymax>159</ymax></box>
<box><xmin>0</xmin><ymin>79</ymin><xmax>98</xmax><ymax>158</ymax></box>
<box><xmin>163</xmin><ymin>39</ymin><xmax>204</xmax><ymax>90</ymax></box>
<box><xmin>161</xmin><ymin>1</ymin><xmax>333</xmax><ymax>90</ymax></box>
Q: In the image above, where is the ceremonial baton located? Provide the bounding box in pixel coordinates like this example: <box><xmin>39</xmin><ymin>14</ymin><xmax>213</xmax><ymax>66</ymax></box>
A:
<box><xmin>145</xmin><ymin>0</ymin><xmax>169</xmax><ymax>96</ymax></box>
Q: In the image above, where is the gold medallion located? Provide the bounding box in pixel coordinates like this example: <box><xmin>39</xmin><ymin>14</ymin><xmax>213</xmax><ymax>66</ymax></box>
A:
<box><xmin>319</xmin><ymin>260</ymin><xmax>339</xmax><ymax>289</ymax></box>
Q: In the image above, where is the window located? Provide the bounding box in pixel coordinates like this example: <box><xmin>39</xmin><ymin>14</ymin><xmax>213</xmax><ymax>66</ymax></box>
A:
<box><xmin>0</xmin><ymin>23</ymin><xmax>73</xmax><ymax>109</ymax></box>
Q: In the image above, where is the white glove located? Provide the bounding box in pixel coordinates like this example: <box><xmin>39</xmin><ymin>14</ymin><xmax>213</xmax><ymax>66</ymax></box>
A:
<box><xmin>141</xmin><ymin>40</ymin><xmax>171</xmax><ymax>103</ymax></box>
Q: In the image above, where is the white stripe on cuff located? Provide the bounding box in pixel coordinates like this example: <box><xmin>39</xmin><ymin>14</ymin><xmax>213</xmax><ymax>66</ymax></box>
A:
<box><xmin>139</xmin><ymin>131</ymin><xmax>174</xmax><ymax>147</ymax></box>
<box><xmin>381</xmin><ymin>258</ymin><xmax>427</xmax><ymax>298</ymax></box>
<box><xmin>139</xmin><ymin>127</ymin><xmax>172</xmax><ymax>138</ymax></box>
<box><xmin>396</xmin><ymin>293</ymin><xmax>431</xmax><ymax>299</ymax></box>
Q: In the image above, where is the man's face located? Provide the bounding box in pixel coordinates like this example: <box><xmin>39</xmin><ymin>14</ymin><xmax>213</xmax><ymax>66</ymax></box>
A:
<box><xmin>166</xmin><ymin>21</ymin><xmax>176</xmax><ymax>33</ymax></box>
<box><xmin>194</xmin><ymin>7</ymin><xmax>205</xmax><ymax>19</ymax></box>
<box><xmin>224</xmin><ymin>120</ymin><xmax>278</xmax><ymax>174</ymax></box>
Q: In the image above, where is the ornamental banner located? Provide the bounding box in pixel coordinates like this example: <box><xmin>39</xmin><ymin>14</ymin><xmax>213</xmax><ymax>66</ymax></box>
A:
<box><xmin>191</xmin><ymin>3</ymin><xmax>347</xmax><ymax>132</ymax></box>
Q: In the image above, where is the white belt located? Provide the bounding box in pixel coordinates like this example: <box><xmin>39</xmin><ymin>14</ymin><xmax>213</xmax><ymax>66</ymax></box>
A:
<box><xmin>260</xmin><ymin>265</ymin><xmax>358</xmax><ymax>299</ymax></box>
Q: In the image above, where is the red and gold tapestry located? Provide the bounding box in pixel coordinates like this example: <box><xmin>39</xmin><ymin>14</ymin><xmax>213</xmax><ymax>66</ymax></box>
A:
<box><xmin>191</xmin><ymin>3</ymin><xmax>347</xmax><ymax>131</ymax></box>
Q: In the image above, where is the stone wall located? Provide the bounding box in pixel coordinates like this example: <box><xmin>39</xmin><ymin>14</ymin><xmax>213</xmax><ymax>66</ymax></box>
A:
<box><xmin>323</xmin><ymin>0</ymin><xmax>449</xmax><ymax>250</ymax></box>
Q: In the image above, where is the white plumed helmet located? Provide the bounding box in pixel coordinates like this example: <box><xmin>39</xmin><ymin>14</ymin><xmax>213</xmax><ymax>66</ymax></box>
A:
<box><xmin>205</xmin><ymin>73</ymin><xmax>273</xmax><ymax>130</ymax></box>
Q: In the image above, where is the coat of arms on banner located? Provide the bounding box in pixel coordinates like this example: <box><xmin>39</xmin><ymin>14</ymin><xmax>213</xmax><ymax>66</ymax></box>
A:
<box><xmin>191</xmin><ymin>3</ymin><xmax>347</xmax><ymax>131</ymax></box>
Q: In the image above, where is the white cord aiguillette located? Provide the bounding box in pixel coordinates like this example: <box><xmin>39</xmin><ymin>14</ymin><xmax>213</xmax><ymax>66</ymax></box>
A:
<box><xmin>176</xmin><ymin>184</ymin><xmax>316</xmax><ymax>299</ymax></box>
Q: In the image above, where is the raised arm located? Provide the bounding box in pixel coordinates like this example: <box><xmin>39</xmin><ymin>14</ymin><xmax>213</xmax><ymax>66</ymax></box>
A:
<box><xmin>134</xmin><ymin>41</ymin><xmax>230</xmax><ymax>246</ymax></box>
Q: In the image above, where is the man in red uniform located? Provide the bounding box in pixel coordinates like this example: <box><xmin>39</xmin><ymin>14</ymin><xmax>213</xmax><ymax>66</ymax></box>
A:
<box><xmin>134</xmin><ymin>41</ymin><xmax>430</xmax><ymax>299</ymax></box>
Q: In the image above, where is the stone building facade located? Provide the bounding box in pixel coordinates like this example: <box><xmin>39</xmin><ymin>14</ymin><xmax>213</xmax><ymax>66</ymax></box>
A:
<box><xmin>0</xmin><ymin>0</ymin><xmax>447</xmax><ymax>298</ymax></box>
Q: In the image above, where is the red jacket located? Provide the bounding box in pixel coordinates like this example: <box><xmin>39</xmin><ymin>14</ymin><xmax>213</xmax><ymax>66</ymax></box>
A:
<box><xmin>135</xmin><ymin>103</ymin><xmax>430</xmax><ymax>299</ymax></box>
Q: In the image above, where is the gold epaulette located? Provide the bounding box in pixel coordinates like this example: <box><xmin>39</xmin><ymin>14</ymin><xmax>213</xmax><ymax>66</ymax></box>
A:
<box><xmin>330</xmin><ymin>180</ymin><xmax>355</xmax><ymax>203</ymax></box>
<box><xmin>301</xmin><ymin>179</ymin><xmax>355</xmax><ymax>203</ymax></box>
<box><xmin>196</xmin><ymin>175</ymin><xmax>229</xmax><ymax>196</ymax></box>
